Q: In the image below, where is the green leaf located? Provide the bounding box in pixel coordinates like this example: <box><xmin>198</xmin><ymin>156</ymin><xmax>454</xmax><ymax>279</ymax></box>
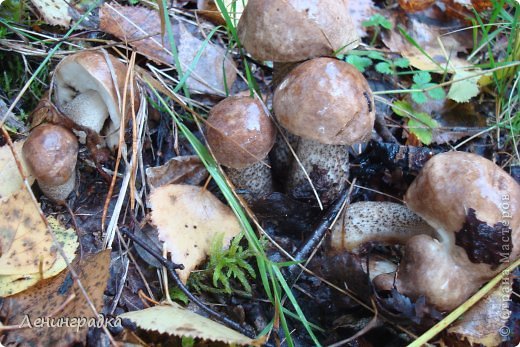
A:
<box><xmin>392</xmin><ymin>100</ymin><xmax>414</xmax><ymax>117</ymax></box>
<box><xmin>408</xmin><ymin>113</ymin><xmax>438</xmax><ymax>145</ymax></box>
<box><xmin>426</xmin><ymin>84</ymin><xmax>446</xmax><ymax>100</ymax></box>
<box><xmin>392</xmin><ymin>100</ymin><xmax>438</xmax><ymax>145</ymax></box>
<box><xmin>170</xmin><ymin>287</ymin><xmax>189</xmax><ymax>305</ymax></box>
<box><xmin>393</xmin><ymin>57</ymin><xmax>410</xmax><ymax>68</ymax></box>
<box><xmin>362</xmin><ymin>14</ymin><xmax>393</xmax><ymax>30</ymax></box>
<box><xmin>413</xmin><ymin>71</ymin><xmax>432</xmax><ymax>86</ymax></box>
<box><xmin>375</xmin><ymin>61</ymin><xmax>393</xmax><ymax>74</ymax></box>
<box><xmin>367</xmin><ymin>51</ymin><xmax>386</xmax><ymax>61</ymax></box>
<box><xmin>346</xmin><ymin>55</ymin><xmax>373</xmax><ymax>72</ymax></box>
<box><xmin>411</xmin><ymin>91</ymin><xmax>428</xmax><ymax>104</ymax></box>
<box><xmin>447</xmin><ymin>70</ymin><xmax>481</xmax><ymax>103</ymax></box>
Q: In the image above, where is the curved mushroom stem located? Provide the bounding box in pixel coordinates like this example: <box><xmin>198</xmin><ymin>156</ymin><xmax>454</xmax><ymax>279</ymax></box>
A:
<box><xmin>330</xmin><ymin>201</ymin><xmax>436</xmax><ymax>254</ymax></box>
<box><xmin>288</xmin><ymin>139</ymin><xmax>350</xmax><ymax>206</ymax></box>
<box><xmin>373</xmin><ymin>234</ymin><xmax>489</xmax><ymax>311</ymax></box>
<box><xmin>225</xmin><ymin>159</ymin><xmax>273</xmax><ymax>204</ymax></box>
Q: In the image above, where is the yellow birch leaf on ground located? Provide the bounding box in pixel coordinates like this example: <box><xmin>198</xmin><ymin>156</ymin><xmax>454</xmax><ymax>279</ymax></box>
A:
<box><xmin>0</xmin><ymin>216</ymin><xmax>78</xmax><ymax>297</ymax></box>
<box><xmin>0</xmin><ymin>141</ymin><xmax>34</xmax><ymax>200</ymax></box>
<box><xmin>119</xmin><ymin>304</ymin><xmax>262</xmax><ymax>346</ymax></box>
<box><xmin>29</xmin><ymin>0</ymin><xmax>71</xmax><ymax>27</ymax></box>
<box><xmin>149</xmin><ymin>184</ymin><xmax>242</xmax><ymax>283</ymax></box>
<box><xmin>0</xmin><ymin>189</ymin><xmax>57</xmax><ymax>275</ymax></box>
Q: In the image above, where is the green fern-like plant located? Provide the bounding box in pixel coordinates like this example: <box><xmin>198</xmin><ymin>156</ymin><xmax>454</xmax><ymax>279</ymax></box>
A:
<box><xmin>190</xmin><ymin>233</ymin><xmax>258</xmax><ymax>296</ymax></box>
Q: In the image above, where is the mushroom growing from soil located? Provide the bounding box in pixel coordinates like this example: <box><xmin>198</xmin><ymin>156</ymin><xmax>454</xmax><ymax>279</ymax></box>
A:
<box><xmin>330</xmin><ymin>151</ymin><xmax>520</xmax><ymax>312</ymax></box>
<box><xmin>53</xmin><ymin>50</ymin><xmax>140</xmax><ymax>151</ymax></box>
<box><xmin>22</xmin><ymin>124</ymin><xmax>78</xmax><ymax>202</ymax></box>
<box><xmin>205</xmin><ymin>96</ymin><xmax>276</xmax><ymax>203</ymax></box>
<box><xmin>273</xmin><ymin>57</ymin><xmax>375</xmax><ymax>205</ymax></box>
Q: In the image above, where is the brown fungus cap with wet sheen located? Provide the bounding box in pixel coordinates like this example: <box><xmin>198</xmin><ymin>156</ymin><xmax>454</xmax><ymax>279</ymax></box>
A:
<box><xmin>274</xmin><ymin>58</ymin><xmax>375</xmax><ymax>145</ymax></box>
<box><xmin>206</xmin><ymin>96</ymin><xmax>275</xmax><ymax>169</ymax></box>
<box><xmin>237</xmin><ymin>0</ymin><xmax>359</xmax><ymax>62</ymax></box>
<box><xmin>272</xmin><ymin>57</ymin><xmax>375</xmax><ymax>204</ymax></box>
<box><xmin>22</xmin><ymin>124</ymin><xmax>78</xmax><ymax>202</ymax></box>
<box><xmin>205</xmin><ymin>96</ymin><xmax>276</xmax><ymax>202</ymax></box>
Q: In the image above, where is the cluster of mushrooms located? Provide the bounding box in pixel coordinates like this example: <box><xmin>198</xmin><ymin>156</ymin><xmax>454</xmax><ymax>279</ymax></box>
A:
<box><xmin>202</xmin><ymin>0</ymin><xmax>520</xmax><ymax>321</ymax></box>
<box><xmin>18</xmin><ymin>0</ymin><xmax>519</xmax><ymax>333</ymax></box>
<box><xmin>22</xmin><ymin>51</ymin><xmax>139</xmax><ymax>202</ymax></box>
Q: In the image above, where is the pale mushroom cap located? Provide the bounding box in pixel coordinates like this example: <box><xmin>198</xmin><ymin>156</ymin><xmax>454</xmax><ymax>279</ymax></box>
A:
<box><xmin>22</xmin><ymin>124</ymin><xmax>78</xmax><ymax>186</ymax></box>
<box><xmin>237</xmin><ymin>0</ymin><xmax>359</xmax><ymax>62</ymax></box>
<box><xmin>273</xmin><ymin>58</ymin><xmax>375</xmax><ymax>145</ymax></box>
<box><xmin>206</xmin><ymin>96</ymin><xmax>276</xmax><ymax>169</ymax></box>
<box><xmin>54</xmin><ymin>51</ymin><xmax>140</xmax><ymax>143</ymax></box>
<box><xmin>405</xmin><ymin>151</ymin><xmax>520</xmax><ymax>265</ymax></box>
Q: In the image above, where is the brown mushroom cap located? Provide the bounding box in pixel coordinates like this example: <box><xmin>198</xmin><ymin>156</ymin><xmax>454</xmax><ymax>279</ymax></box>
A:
<box><xmin>205</xmin><ymin>96</ymin><xmax>276</xmax><ymax>169</ymax></box>
<box><xmin>22</xmin><ymin>124</ymin><xmax>78</xmax><ymax>186</ymax></box>
<box><xmin>273</xmin><ymin>58</ymin><xmax>375</xmax><ymax>145</ymax></box>
<box><xmin>405</xmin><ymin>151</ymin><xmax>520</xmax><ymax>264</ymax></box>
<box><xmin>237</xmin><ymin>0</ymin><xmax>359</xmax><ymax>62</ymax></box>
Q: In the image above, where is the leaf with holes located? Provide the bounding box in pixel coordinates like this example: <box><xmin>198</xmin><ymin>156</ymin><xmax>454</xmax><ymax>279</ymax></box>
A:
<box><xmin>0</xmin><ymin>216</ymin><xmax>78</xmax><ymax>297</ymax></box>
<box><xmin>149</xmin><ymin>184</ymin><xmax>242</xmax><ymax>283</ymax></box>
<box><xmin>0</xmin><ymin>250</ymin><xmax>111</xmax><ymax>346</ymax></box>
<box><xmin>0</xmin><ymin>189</ymin><xmax>57</xmax><ymax>275</ymax></box>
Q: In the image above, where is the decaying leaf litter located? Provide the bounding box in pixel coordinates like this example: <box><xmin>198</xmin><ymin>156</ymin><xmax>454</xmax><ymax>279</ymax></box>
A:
<box><xmin>0</xmin><ymin>0</ymin><xmax>519</xmax><ymax>346</ymax></box>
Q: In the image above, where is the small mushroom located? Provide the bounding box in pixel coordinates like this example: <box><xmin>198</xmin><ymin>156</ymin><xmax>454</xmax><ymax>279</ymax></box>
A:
<box><xmin>331</xmin><ymin>152</ymin><xmax>520</xmax><ymax>312</ymax></box>
<box><xmin>53</xmin><ymin>51</ymin><xmax>140</xmax><ymax>151</ymax></box>
<box><xmin>273</xmin><ymin>57</ymin><xmax>375</xmax><ymax>204</ymax></box>
<box><xmin>237</xmin><ymin>0</ymin><xmax>359</xmax><ymax>62</ymax></box>
<box><xmin>22</xmin><ymin>124</ymin><xmax>78</xmax><ymax>202</ymax></box>
<box><xmin>205</xmin><ymin>96</ymin><xmax>276</xmax><ymax>203</ymax></box>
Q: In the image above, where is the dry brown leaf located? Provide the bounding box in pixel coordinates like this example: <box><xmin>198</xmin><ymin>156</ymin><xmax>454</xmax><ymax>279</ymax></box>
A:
<box><xmin>99</xmin><ymin>2</ymin><xmax>237</xmax><ymax>95</ymax></box>
<box><xmin>0</xmin><ymin>189</ymin><xmax>56</xmax><ymax>275</ymax></box>
<box><xmin>0</xmin><ymin>217</ymin><xmax>78</xmax><ymax>297</ymax></box>
<box><xmin>197</xmin><ymin>0</ymin><xmax>245</xmax><ymax>25</ymax></box>
<box><xmin>119</xmin><ymin>304</ymin><xmax>261</xmax><ymax>346</ymax></box>
<box><xmin>146</xmin><ymin>155</ymin><xmax>208</xmax><ymax>189</ymax></box>
<box><xmin>0</xmin><ymin>141</ymin><xmax>34</xmax><ymax>200</ymax></box>
<box><xmin>149</xmin><ymin>184</ymin><xmax>242</xmax><ymax>283</ymax></box>
<box><xmin>383</xmin><ymin>11</ymin><xmax>472</xmax><ymax>72</ymax></box>
<box><xmin>0</xmin><ymin>250</ymin><xmax>111</xmax><ymax>346</ymax></box>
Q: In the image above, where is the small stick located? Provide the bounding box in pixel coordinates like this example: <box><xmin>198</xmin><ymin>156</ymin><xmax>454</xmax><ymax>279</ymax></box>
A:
<box><xmin>120</xmin><ymin>227</ymin><xmax>257</xmax><ymax>339</ymax></box>
<box><xmin>285</xmin><ymin>185</ymin><xmax>352</xmax><ymax>282</ymax></box>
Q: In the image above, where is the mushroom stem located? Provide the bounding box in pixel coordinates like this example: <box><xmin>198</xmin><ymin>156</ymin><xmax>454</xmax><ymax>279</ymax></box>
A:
<box><xmin>273</xmin><ymin>58</ymin><xmax>375</xmax><ymax>206</ymax></box>
<box><xmin>39</xmin><ymin>170</ymin><xmax>76</xmax><ymax>202</ymax></box>
<box><xmin>226</xmin><ymin>160</ymin><xmax>273</xmax><ymax>203</ymax></box>
<box><xmin>289</xmin><ymin>139</ymin><xmax>350</xmax><ymax>205</ymax></box>
<box><xmin>329</xmin><ymin>201</ymin><xmax>436</xmax><ymax>254</ymax></box>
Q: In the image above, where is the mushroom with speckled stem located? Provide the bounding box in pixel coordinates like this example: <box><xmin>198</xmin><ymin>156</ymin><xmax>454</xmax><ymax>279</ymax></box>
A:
<box><xmin>330</xmin><ymin>152</ymin><xmax>520</xmax><ymax>312</ymax></box>
<box><xmin>205</xmin><ymin>96</ymin><xmax>276</xmax><ymax>203</ymax></box>
<box><xmin>273</xmin><ymin>57</ymin><xmax>375</xmax><ymax>205</ymax></box>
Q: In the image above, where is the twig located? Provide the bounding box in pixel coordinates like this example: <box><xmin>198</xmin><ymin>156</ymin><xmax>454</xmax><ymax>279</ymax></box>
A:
<box><xmin>120</xmin><ymin>227</ymin><xmax>257</xmax><ymax>339</ymax></box>
<box><xmin>285</xmin><ymin>184</ymin><xmax>353</xmax><ymax>281</ymax></box>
